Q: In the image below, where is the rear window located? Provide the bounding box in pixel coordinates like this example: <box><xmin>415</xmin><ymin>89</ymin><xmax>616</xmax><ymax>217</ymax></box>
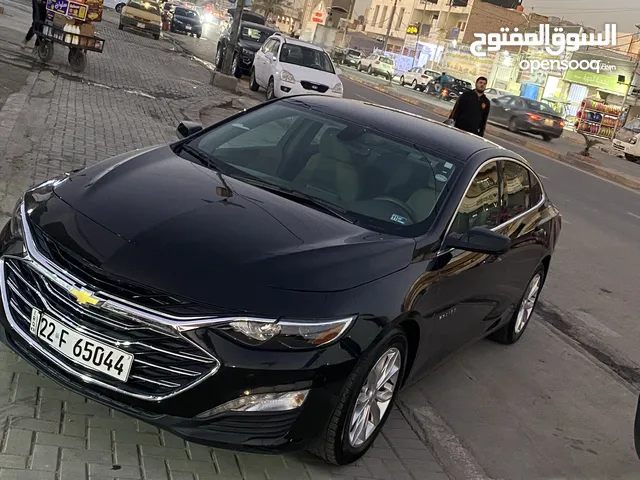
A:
<box><xmin>241</xmin><ymin>26</ymin><xmax>273</xmax><ymax>43</ymax></box>
<box><xmin>280</xmin><ymin>44</ymin><xmax>335</xmax><ymax>74</ymax></box>
<box><xmin>525</xmin><ymin>100</ymin><xmax>556</xmax><ymax>114</ymax></box>
<box><xmin>347</xmin><ymin>49</ymin><xmax>361</xmax><ymax>57</ymax></box>
<box><xmin>128</xmin><ymin>0</ymin><xmax>160</xmax><ymax>13</ymax></box>
<box><xmin>175</xmin><ymin>7</ymin><xmax>198</xmax><ymax>18</ymax></box>
<box><xmin>379</xmin><ymin>56</ymin><xmax>393</xmax><ymax>65</ymax></box>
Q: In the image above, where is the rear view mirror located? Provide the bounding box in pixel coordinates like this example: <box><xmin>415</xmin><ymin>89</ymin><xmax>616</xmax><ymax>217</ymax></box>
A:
<box><xmin>176</xmin><ymin>121</ymin><xmax>203</xmax><ymax>138</ymax></box>
<box><xmin>443</xmin><ymin>226</ymin><xmax>510</xmax><ymax>255</ymax></box>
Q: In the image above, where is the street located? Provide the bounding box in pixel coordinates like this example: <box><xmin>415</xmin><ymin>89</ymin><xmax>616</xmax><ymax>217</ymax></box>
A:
<box><xmin>0</xmin><ymin>3</ymin><xmax>638</xmax><ymax>479</ymax></box>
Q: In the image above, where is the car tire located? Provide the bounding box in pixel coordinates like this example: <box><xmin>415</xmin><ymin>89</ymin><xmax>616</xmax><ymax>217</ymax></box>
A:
<box><xmin>541</xmin><ymin>133</ymin><xmax>551</xmax><ymax>142</ymax></box>
<box><xmin>367</xmin><ymin>65</ymin><xmax>373</xmax><ymax>74</ymax></box>
<box><xmin>215</xmin><ymin>45</ymin><xmax>222</xmax><ymax>69</ymax></box>
<box><xmin>412</xmin><ymin>80</ymin><xmax>418</xmax><ymax>90</ymax></box>
<box><xmin>266</xmin><ymin>77</ymin><xmax>276</xmax><ymax>100</ymax></box>
<box><xmin>249</xmin><ymin>69</ymin><xmax>259</xmax><ymax>91</ymax></box>
<box><xmin>399</xmin><ymin>75</ymin><xmax>405</xmax><ymax>86</ymax></box>
<box><xmin>232</xmin><ymin>53</ymin><xmax>242</xmax><ymax>79</ymax></box>
<box><xmin>489</xmin><ymin>265</ymin><xmax>546</xmax><ymax>345</ymax></box>
<box><xmin>197</xmin><ymin>33</ymin><xmax>201</xmax><ymax>38</ymax></box>
<box><xmin>115</xmin><ymin>3</ymin><xmax>124</xmax><ymax>12</ymax></box>
<box><xmin>118</xmin><ymin>23</ymin><xmax>123</xmax><ymax>30</ymax></box>
<box><xmin>508</xmin><ymin>117</ymin><xmax>519</xmax><ymax>133</ymax></box>
<box><xmin>625</xmin><ymin>153</ymin><xmax>640</xmax><ymax>162</ymax></box>
<box><xmin>311</xmin><ymin>328</ymin><xmax>408</xmax><ymax>465</ymax></box>
<box><xmin>356</xmin><ymin>62</ymin><xmax>361</xmax><ymax>71</ymax></box>
<box><xmin>419</xmin><ymin>86</ymin><xmax>425</xmax><ymax>92</ymax></box>
<box><xmin>153</xmin><ymin>34</ymin><xmax>159</xmax><ymax>39</ymax></box>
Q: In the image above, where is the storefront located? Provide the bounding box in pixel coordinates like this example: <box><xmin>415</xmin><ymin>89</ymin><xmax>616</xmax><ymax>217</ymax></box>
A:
<box><xmin>441</xmin><ymin>44</ymin><xmax>493</xmax><ymax>83</ymax></box>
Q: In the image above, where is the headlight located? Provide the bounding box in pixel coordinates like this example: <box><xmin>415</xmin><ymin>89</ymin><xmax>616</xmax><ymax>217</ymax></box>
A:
<box><xmin>332</xmin><ymin>82</ymin><xmax>343</xmax><ymax>94</ymax></box>
<box><xmin>280</xmin><ymin>70</ymin><xmax>295</xmax><ymax>84</ymax></box>
<box><xmin>217</xmin><ymin>316</ymin><xmax>355</xmax><ymax>349</ymax></box>
<box><xmin>9</xmin><ymin>198</ymin><xmax>24</xmax><ymax>240</ymax></box>
<box><xmin>631</xmin><ymin>136</ymin><xmax>638</xmax><ymax>145</ymax></box>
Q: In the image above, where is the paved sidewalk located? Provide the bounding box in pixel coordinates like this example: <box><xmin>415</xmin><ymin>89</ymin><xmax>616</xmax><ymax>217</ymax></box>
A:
<box><xmin>0</xmin><ymin>4</ymin><xmax>449</xmax><ymax>480</ymax></box>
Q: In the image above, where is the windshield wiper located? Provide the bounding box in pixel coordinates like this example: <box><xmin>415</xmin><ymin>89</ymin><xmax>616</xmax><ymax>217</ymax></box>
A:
<box><xmin>179</xmin><ymin>144</ymin><xmax>228</xmax><ymax>173</ymax></box>
<box><xmin>241</xmin><ymin>179</ymin><xmax>357</xmax><ymax>224</ymax></box>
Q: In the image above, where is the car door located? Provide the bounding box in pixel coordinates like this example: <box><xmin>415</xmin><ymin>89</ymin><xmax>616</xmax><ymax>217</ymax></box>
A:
<box><xmin>405</xmin><ymin>67</ymin><xmax>417</xmax><ymax>84</ymax></box>
<box><xmin>489</xmin><ymin>96</ymin><xmax>512</xmax><ymax>124</ymax></box>
<box><xmin>503</xmin><ymin>97</ymin><xmax>526</xmax><ymax>126</ymax></box>
<box><xmin>493</xmin><ymin>159</ymin><xmax>548</xmax><ymax>314</ymax></box>
<box><xmin>414</xmin><ymin>160</ymin><xmax>505</xmax><ymax>366</ymax></box>
<box><xmin>254</xmin><ymin>38</ymin><xmax>274</xmax><ymax>85</ymax></box>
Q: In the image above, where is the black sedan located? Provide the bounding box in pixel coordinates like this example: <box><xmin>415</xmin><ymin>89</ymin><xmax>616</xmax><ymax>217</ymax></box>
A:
<box><xmin>488</xmin><ymin>95</ymin><xmax>565</xmax><ymax>141</ymax></box>
<box><xmin>0</xmin><ymin>96</ymin><xmax>561</xmax><ymax>465</ymax></box>
<box><xmin>426</xmin><ymin>75</ymin><xmax>472</xmax><ymax>101</ymax></box>
<box><xmin>170</xmin><ymin>6</ymin><xmax>202</xmax><ymax>37</ymax></box>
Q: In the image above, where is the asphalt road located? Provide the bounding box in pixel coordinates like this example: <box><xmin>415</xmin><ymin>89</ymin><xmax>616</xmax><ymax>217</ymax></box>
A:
<box><xmin>168</xmin><ymin>30</ymin><xmax>640</xmax><ymax>479</ymax></box>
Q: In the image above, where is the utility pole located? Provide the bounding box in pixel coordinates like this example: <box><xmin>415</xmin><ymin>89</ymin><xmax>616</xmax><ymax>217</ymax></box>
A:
<box><xmin>382</xmin><ymin>0</ymin><xmax>398</xmax><ymax>53</ymax></box>
<box><xmin>612</xmin><ymin>24</ymin><xmax>640</xmax><ymax>137</ymax></box>
<box><xmin>222</xmin><ymin>0</ymin><xmax>245</xmax><ymax>76</ymax></box>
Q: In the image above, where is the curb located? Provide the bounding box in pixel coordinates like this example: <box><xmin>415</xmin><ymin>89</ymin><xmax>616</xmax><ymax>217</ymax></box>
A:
<box><xmin>558</xmin><ymin>152</ymin><xmax>640</xmax><ymax>191</ymax></box>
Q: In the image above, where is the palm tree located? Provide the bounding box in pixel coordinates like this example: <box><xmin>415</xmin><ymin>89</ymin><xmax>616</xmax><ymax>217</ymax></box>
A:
<box><xmin>251</xmin><ymin>0</ymin><xmax>290</xmax><ymax>23</ymax></box>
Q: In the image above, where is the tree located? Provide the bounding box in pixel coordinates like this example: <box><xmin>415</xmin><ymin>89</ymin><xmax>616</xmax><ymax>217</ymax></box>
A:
<box><xmin>251</xmin><ymin>0</ymin><xmax>290</xmax><ymax>23</ymax></box>
<box><xmin>578</xmin><ymin>131</ymin><xmax>602</xmax><ymax>157</ymax></box>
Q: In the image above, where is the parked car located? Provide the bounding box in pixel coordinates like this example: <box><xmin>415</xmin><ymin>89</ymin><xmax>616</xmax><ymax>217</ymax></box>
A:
<box><xmin>356</xmin><ymin>53</ymin><xmax>394</xmax><ymax>80</ymax></box>
<box><xmin>169</xmin><ymin>6</ymin><xmax>202</xmax><ymax>38</ymax></box>
<box><xmin>251</xmin><ymin>34</ymin><xmax>343</xmax><ymax>99</ymax></box>
<box><xmin>103</xmin><ymin>0</ymin><xmax>126</xmax><ymax>13</ymax></box>
<box><xmin>216</xmin><ymin>21</ymin><xmax>277</xmax><ymax>78</ymax></box>
<box><xmin>341</xmin><ymin>48</ymin><xmax>362</xmax><ymax>67</ymax></box>
<box><xmin>426</xmin><ymin>75</ymin><xmax>472</xmax><ymax>102</ymax></box>
<box><xmin>484</xmin><ymin>87</ymin><xmax>510</xmax><ymax>101</ymax></box>
<box><xmin>0</xmin><ymin>95</ymin><xmax>561</xmax><ymax>466</ymax></box>
<box><xmin>612</xmin><ymin>117</ymin><xmax>640</xmax><ymax>162</ymax></box>
<box><xmin>489</xmin><ymin>95</ymin><xmax>565</xmax><ymax>141</ymax></box>
<box><xmin>399</xmin><ymin>67</ymin><xmax>439</xmax><ymax>91</ymax></box>
<box><xmin>118</xmin><ymin>0</ymin><xmax>162</xmax><ymax>40</ymax></box>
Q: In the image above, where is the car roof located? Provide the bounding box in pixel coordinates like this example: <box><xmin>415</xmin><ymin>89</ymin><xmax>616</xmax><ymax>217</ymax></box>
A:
<box><xmin>280</xmin><ymin>96</ymin><xmax>509</xmax><ymax>162</ymax></box>
<box><xmin>272</xmin><ymin>34</ymin><xmax>324</xmax><ymax>51</ymax></box>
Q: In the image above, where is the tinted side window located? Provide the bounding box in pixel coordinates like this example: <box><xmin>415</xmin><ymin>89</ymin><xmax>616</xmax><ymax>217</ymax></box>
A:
<box><xmin>529</xmin><ymin>171</ymin><xmax>543</xmax><ymax>206</ymax></box>
<box><xmin>508</xmin><ymin>98</ymin><xmax>523</xmax><ymax>108</ymax></box>
<box><xmin>450</xmin><ymin>161</ymin><xmax>500</xmax><ymax>235</ymax></box>
<box><xmin>501</xmin><ymin>161</ymin><xmax>530</xmax><ymax>222</ymax></box>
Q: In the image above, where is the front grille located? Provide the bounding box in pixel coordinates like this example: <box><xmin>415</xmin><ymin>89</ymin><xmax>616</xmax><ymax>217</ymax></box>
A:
<box><xmin>300</xmin><ymin>81</ymin><xmax>329</xmax><ymax>93</ymax></box>
<box><xmin>29</xmin><ymin>223</ymin><xmax>216</xmax><ymax>316</ymax></box>
<box><xmin>2</xmin><ymin>257</ymin><xmax>219</xmax><ymax>400</ymax></box>
<box><xmin>613</xmin><ymin>143</ymin><xmax>625</xmax><ymax>151</ymax></box>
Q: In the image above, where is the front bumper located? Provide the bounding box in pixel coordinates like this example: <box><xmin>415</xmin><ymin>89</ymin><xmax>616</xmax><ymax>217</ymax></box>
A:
<box><xmin>342</xmin><ymin>57</ymin><xmax>360</xmax><ymax>66</ymax></box>
<box><xmin>172</xmin><ymin>22</ymin><xmax>201</xmax><ymax>34</ymax></box>
<box><xmin>521</xmin><ymin>120</ymin><xmax>563</xmax><ymax>138</ymax></box>
<box><xmin>372</xmin><ymin>67</ymin><xmax>393</xmax><ymax>77</ymax></box>
<box><xmin>613</xmin><ymin>139</ymin><xmax>637</xmax><ymax>155</ymax></box>
<box><xmin>120</xmin><ymin>16</ymin><xmax>161</xmax><ymax>34</ymax></box>
<box><xmin>0</xmin><ymin>219</ymin><xmax>357</xmax><ymax>453</ymax></box>
<box><xmin>275</xmin><ymin>77</ymin><xmax>342</xmax><ymax>98</ymax></box>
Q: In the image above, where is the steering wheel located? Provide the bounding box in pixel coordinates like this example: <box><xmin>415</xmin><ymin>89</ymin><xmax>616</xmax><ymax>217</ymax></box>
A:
<box><xmin>373</xmin><ymin>197</ymin><xmax>416</xmax><ymax>223</ymax></box>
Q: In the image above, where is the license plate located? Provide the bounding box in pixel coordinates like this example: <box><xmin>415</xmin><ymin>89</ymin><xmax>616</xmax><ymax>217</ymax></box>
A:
<box><xmin>30</xmin><ymin>309</ymin><xmax>134</xmax><ymax>382</ymax></box>
<box><xmin>544</xmin><ymin>119</ymin><xmax>554</xmax><ymax>126</ymax></box>
<box><xmin>185</xmin><ymin>25</ymin><xmax>191</xmax><ymax>30</ymax></box>
<box><xmin>137</xmin><ymin>22</ymin><xmax>145</xmax><ymax>28</ymax></box>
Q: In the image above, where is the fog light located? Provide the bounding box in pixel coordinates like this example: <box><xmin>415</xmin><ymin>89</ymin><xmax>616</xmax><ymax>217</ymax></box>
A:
<box><xmin>195</xmin><ymin>390</ymin><xmax>309</xmax><ymax>419</ymax></box>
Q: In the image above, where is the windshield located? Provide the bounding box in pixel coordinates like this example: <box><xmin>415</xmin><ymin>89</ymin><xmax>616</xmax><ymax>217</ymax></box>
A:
<box><xmin>241</xmin><ymin>26</ymin><xmax>273</xmax><ymax>43</ymax></box>
<box><xmin>623</xmin><ymin>118</ymin><xmax>640</xmax><ymax>133</ymax></box>
<box><xmin>525</xmin><ymin>100</ymin><xmax>556</xmax><ymax>114</ymax></box>
<box><xmin>182</xmin><ymin>103</ymin><xmax>460</xmax><ymax>235</ymax></box>
<box><xmin>279</xmin><ymin>44</ymin><xmax>335</xmax><ymax>73</ymax></box>
<box><xmin>128</xmin><ymin>0</ymin><xmax>161</xmax><ymax>13</ymax></box>
<box><xmin>379</xmin><ymin>56</ymin><xmax>393</xmax><ymax>65</ymax></box>
<box><xmin>346</xmin><ymin>49</ymin><xmax>361</xmax><ymax>57</ymax></box>
<box><xmin>175</xmin><ymin>7</ymin><xmax>197</xmax><ymax>18</ymax></box>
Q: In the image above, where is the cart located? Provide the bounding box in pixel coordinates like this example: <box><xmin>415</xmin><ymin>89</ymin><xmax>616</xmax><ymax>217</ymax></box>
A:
<box><xmin>35</xmin><ymin>20</ymin><xmax>105</xmax><ymax>73</ymax></box>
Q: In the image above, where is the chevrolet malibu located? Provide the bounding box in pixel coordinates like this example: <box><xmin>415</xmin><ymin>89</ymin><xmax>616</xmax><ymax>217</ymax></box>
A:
<box><xmin>0</xmin><ymin>96</ymin><xmax>561</xmax><ymax>465</ymax></box>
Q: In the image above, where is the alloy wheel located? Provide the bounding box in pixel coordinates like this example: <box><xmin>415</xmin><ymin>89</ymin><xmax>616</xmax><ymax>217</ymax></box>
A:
<box><xmin>215</xmin><ymin>48</ymin><xmax>221</xmax><ymax>67</ymax></box>
<box><xmin>514</xmin><ymin>273</ymin><xmax>542</xmax><ymax>334</ymax></box>
<box><xmin>232</xmin><ymin>55</ymin><xmax>238</xmax><ymax>74</ymax></box>
<box><xmin>348</xmin><ymin>347</ymin><xmax>401</xmax><ymax>448</ymax></box>
<box><xmin>400</xmin><ymin>76</ymin><xmax>404</xmax><ymax>85</ymax></box>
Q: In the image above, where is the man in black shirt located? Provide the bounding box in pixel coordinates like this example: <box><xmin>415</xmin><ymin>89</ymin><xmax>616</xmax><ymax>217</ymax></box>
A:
<box><xmin>448</xmin><ymin>76</ymin><xmax>491</xmax><ymax>137</ymax></box>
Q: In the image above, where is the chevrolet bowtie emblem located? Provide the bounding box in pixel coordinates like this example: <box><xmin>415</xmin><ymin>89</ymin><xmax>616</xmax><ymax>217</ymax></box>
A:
<box><xmin>69</xmin><ymin>288</ymin><xmax>100</xmax><ymax>306</ymax></box>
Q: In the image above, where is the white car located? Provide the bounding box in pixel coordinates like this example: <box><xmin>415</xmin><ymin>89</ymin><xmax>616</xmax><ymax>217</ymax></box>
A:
<box><xmin>399</xmin><ymin>67</ymin><xmax>439</xmax><ymax>92</ymax></box>
<box><xmin>356</xmin><ymin>53</ymin><xmax>395</xmax><ymax>80</ymax></box>
<box><xmin>104</xmin><ymin>0</ymin><xmax>126</xmax><ymax>12</ymax></box>
<box><xmin>485</xmin><ymin>88</ymin><xmax>511</xmax><ymax>101</ymax></box>
<box><xmin>250</xmin><ymin>34</ymin><xmax>343</xmax><ymax>100</ymax></box>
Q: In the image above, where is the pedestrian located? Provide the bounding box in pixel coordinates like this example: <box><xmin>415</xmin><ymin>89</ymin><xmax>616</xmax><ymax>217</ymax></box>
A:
<box><xmin>22</xmin><ymin>0</ymin><xmax>46</xmax><ymax>50</ymax></box>
<box><xmin>447</xmin><ymin>76</ymin><xmax>491</xmax><ymax>137</ymax></box>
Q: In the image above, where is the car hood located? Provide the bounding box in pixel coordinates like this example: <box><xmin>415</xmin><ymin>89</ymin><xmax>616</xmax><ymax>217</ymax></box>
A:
<box><xmin>281</xmin><ymin>63</ymin><xmax>341</xmax><ymax>87</ymax></box>
<box><xmin>36</xmin><ymin>146</ymin><xmax>414</xmax><ymax>310</ymax></box>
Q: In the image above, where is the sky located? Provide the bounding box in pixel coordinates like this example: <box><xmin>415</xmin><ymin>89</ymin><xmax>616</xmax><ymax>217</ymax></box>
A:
<box><xmin>523</xmin><ymin>0</ymin><xmax>637</xmax><ymax>33</ymax></box>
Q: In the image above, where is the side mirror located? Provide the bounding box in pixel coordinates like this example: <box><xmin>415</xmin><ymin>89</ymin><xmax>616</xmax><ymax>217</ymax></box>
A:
<box><xmin>443</xmin><ymin>226</ymin><xmax>510</xmax><ymax>255</ymax></box>
<box><xmin>176</xmin><ymin>121</ymin><xmax>202</xmax><ymax>138</ymax></box>
<box><xmin>336</xmin><ymin>67</ymin><xmax>343</xmax><ymax>75</ymax></box>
